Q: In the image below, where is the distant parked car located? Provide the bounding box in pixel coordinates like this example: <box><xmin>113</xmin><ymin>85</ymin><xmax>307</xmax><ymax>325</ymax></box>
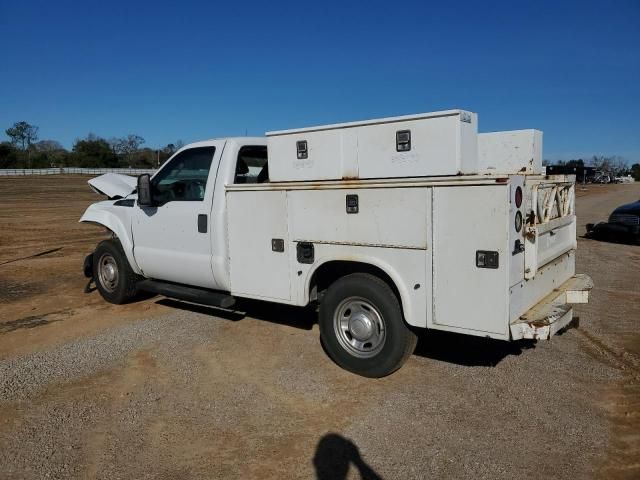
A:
<box><xmin>586</xmin><ymin>199</ymin><xmax>640</xmax><ymax>244</ymax></box>
<box><xmin>593</xmin><ymin>174</ymin><xmax>611</xmax><ymax>184</ymax></box>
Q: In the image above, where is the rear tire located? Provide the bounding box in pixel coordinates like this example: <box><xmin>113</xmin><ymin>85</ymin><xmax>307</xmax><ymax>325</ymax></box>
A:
<box><xmin>319</xmin><ymin>273</ymin><xmax>417</xmax><ymax>377</ymax></box>
<box><xmin>93</xmin><ymin>239</ymin><xmax>141</xmax><ymax>304</ymax></box>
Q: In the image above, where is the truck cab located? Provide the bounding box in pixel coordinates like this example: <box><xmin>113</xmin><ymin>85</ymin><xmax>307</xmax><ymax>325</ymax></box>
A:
<box><xmin>82</xmin><ymin>138</ymin><xmax>267</xmax><ymax>293</ymax></box>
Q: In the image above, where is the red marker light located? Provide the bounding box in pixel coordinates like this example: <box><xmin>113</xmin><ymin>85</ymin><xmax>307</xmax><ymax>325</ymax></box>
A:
<box><xmin>515</xmin><ymin>186</ymin><xmax>523</xmax><ymax>208</ymax></box>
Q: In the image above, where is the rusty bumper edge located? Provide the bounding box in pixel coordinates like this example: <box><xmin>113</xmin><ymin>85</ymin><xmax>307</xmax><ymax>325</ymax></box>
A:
<box><xmin>510</xmin><ymin>274</ymin><xmax>593</xmax><ymax>341</ymax></box>
<box><xmin>511</xmin><ymin>307</ymin><xmax>574</xmax><ymax>340</ymax></box>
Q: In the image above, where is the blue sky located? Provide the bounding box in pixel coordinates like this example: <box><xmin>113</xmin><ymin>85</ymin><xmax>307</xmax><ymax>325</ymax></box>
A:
<box><xmin>1</xmin><ymin>0</ymin><xmax>638</xmax><ymax>163</ymax></box>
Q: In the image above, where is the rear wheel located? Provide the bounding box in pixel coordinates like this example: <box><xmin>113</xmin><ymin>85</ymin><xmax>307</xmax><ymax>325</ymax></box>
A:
<box><xmin>319</xmin><ymin>273</ymin><xmax>417</xmax><ymax>377</ymax></box>
<box><xmin>93</xmin><ymin>239</ymin><xmax>140</xmax><ymax>304</ymax></box>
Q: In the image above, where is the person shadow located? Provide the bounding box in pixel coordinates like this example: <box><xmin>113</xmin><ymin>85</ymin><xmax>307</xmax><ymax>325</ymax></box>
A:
<box><xmin>313</xmin><ymin>433</ymin><xmax>383</xmax><ymax>480</ymax></box>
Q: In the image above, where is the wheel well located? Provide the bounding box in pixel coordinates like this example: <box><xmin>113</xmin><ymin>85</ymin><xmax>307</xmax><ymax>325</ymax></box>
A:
<box><xmin>83</xmin><ymin>221</ymin><xmax>117</xmax><ymax>239</ymax></box>
<box><xmin>309</xmin><ymin>261</ymin><xmax>402</xmax><ymax>307</ymax></box>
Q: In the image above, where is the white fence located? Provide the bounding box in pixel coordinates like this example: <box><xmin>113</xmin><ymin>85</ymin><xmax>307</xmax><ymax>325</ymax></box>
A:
<box><xmin>0</xmin><ymin>168</ymin><xmax>155</xmax><ymax>176</ymax></box>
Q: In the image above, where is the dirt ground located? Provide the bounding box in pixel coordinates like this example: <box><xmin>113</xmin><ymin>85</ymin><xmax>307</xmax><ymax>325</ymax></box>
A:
<box><xmin>0</xmin><ymin>176</ymin><xmax>171</xmax><ymax>358</ymax></box>
<box><xmin>0</xmin><ymin>176</ymin><xmax>638</xmax><ymax>479</ymax></box>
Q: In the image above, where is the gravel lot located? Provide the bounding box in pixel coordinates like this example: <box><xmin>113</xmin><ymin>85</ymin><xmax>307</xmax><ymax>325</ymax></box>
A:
<box><xmin>0</xmin><ymin>177</ymin><xmax>638</xmax><ymax>479</ymax></box>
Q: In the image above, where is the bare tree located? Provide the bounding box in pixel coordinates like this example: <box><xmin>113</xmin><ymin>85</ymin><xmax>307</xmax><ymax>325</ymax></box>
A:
<box><xmin>107</xmin><ymin>137</ymin><xmax>120</xmax><ymax>156</ymax></box>
<box><xmin>587</xmin><ymin>155</ymin><xmax>628</xmax><ymax>176</ymax></box>
<box><xmin>34</xmin><ymin>140</ymin><xmax>67</xmax><ymax>167</ymax></box>
<box><xmin>609</xmin><ymin>155</ymin><xmax>628</xmax><ymax>176</ymax></box>
<box><xmin>113</xmin><ymin>134</ymin><xmax>145</xmax><ymax>166</ymax></box>
<box><xmin>34</xmin><ymin>140</ymin><xmax>64</xmax><ymax>152</ymax></box>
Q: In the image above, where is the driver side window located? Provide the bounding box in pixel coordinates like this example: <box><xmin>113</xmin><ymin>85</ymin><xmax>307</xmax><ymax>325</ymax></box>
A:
<box><xmin>152</xmin><ymin>147</ymin><xmax>216</xmax><ymax>204</ymax></box>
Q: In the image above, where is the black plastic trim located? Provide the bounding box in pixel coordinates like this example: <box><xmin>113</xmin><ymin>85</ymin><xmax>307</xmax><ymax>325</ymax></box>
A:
<box><xmin>476</xmin><ymin>250</ymin><xmax>499</xmax><ymax>269</ymax></box>
<box><xmin>396</xmin><ymin>129</ymin><xmax>411</xmax><ymax>152</ymax></box>
<box><xmin>137</xmin><ymin>279</ymin><xmax>235</xmax><ymax>308</ymax></box>
<box><xmin>296</xmin><ymin>140</ymin><xmax>308</xmax><ymax>159</ymax></box>
<box><xmin>198</xmin><ymin>214</ymin><xmax>207</xmax><ymax>233</ymax></box>
<box><xmin>297</xmin><ymin>242</ymin><xmax>314</xmax><ymax>264</ymax></box>
<box><xmin>272</xmin><ymin>238</ymin><xmax>285</xmax><ymax>252</ymax></box>
<box><xmin>346</xmin><ymin>194</ymin><xmax>359</xmax><ymax>214</ymax></box>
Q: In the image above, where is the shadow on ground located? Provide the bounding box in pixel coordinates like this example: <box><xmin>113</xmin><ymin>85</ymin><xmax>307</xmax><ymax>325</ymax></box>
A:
<box><xmin>313</xmin><ymin>433</ymin><xmax>383</xmax><ymax>480</ymax></box>
<box><xmin>156</xmin><ymin>297</ymin><xmax>540</xmax><ymax>367</ymax></box>
<box><xmin>581</xmin><ymin>231</ymin><xmax>639</xmax><ymax>246</ymax></box>
<box><xmin>583</xmin><ymin>237</ymin><xmax>640</xmax><ymax>246</ymax></box>
<box><xmin>156</xmin><ymin>297</ymin><xmax>317</xmax><ymax>330</ymax></box>
<box><xmin>413</xmin><ymin>330</ymin><xmax>536</xmax><ymax>367</ymax></box>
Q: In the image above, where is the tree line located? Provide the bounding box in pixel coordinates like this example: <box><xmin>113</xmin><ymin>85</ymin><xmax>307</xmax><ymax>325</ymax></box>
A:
<box><xmin>2</xmin><ymin>120</ymin><xmax>639</xmax><ymax>180</ymax></box>
<box><xmin>1</xmin><ymin>121</ymin><xmax>184</xmax><ymax>169</ymax></box>
<box><xmin>543</xmin><ymin>156</ymin><xmax>640</xmax><ymax>181</ymax></box>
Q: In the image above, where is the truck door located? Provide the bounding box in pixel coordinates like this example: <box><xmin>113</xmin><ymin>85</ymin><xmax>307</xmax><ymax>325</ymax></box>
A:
<box><xmin>132</xmin><ymin>144</ymin><xmax>222</xmax><ymax>289</ymax></box>
<box><xmin>432</xmin><ymin>185</ymin><xmax>510</xmax><ymax>336</ymax></box>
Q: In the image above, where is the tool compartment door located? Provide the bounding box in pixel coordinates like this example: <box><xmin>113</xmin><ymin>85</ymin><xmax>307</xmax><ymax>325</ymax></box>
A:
<box><xmin>524</xmin><ymin>179</ymin><xmax>576</xmax><ymax>279</ymax></box>
<box><xmin>227</xmin><ymin>190</ymin><xmax>291</xmax><ymax>301</ymax></box>
<box><xmin>432</xmin><ymin>185</ymin><xmax>510</xmax><ymax>337</ymax></box>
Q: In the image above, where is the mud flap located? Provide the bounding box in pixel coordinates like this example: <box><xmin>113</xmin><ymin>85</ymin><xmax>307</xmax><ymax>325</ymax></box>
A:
<box><xmin>83</xmin><ymin>253</ymin><xmax>94</xmax><ymax>293</ymax></box>
<box><xmin>83</xmin><ymin>253</ymin><xmax>94</xmax><ymax>278</ymax></box>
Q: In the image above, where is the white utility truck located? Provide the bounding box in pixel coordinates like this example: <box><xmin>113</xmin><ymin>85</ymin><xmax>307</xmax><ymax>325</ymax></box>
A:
<box><xmin>81</xmin><ymin>109</ymin><xmax>593</xmax><ymax>377</ymax></box>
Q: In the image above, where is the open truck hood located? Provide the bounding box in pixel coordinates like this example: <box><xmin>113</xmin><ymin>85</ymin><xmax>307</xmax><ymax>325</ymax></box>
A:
<box><xmin>88</xmin><ymin>173</ymin><xmax>138</xmax><ymax>199</ymax></box>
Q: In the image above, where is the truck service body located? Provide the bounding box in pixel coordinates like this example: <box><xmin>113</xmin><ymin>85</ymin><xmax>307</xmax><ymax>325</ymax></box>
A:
<box><xmin>81</xmin><ymin>110</ymin><xmax>593</xmax><ymax>377</ymax></box>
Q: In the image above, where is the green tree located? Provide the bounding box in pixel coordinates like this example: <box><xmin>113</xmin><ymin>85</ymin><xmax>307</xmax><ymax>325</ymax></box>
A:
<box><xmin>33</xmin><ymin>140</ymin><xmax>68</xmax><ymax>167</ymax></box>
<box><xmin>0</xmin><ymin>142</ymin><xmax>18</xmax><ymax>168</ymax></box>
<box><xmin>5</xmin><ymin>121</ymin><xmax>39</xmax><ymax>151</ymax></box>
<box><xmin>5</xmin><ymin>121</ymin><xmax>39</xmax><ymax>167</ymax></box>
<box><xmin>566</xmin><ymin>159</ymin><xmax>584</xmax><ymax>167</ymax></box>
<box><xmin>631</xmin><ymin>163</ymin><xmax>640</xmax><ymax>181</ymax></box>
<box><xmin>72</xmin><ymin>134</ymin><xmax>119</xmax><ymax>167</ymax></box>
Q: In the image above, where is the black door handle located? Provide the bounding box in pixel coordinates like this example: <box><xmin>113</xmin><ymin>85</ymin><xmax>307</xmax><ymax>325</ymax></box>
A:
<box><xmin>198</xmin><ymin>214</ymin><xmax>207</xmax><ymax>233</ymax></box>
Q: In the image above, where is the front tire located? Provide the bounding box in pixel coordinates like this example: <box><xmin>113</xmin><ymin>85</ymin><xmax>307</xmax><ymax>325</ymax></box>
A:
<box><xmin>319</xmin><ymin>273</ymin><xmax>417</xmax><ymax>377</ymax></box>
<box><xmin>93</xmin><ymin>239</ymin><xmax>140</xmax><ymax>304</ymax></box>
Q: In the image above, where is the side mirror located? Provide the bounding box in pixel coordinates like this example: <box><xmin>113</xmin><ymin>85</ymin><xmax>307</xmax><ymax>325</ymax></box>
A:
<box><xmin>137</xmin><ymin>174</ymin><xmax>154</xmax><ymax>207</ymax></box>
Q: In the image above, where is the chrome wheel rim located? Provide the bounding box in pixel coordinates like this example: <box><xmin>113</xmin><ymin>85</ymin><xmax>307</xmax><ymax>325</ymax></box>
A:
<box><xmin>97</xmin><ymin>253</ymin><xmax>119</xmax><ymax>293</ymax></box>
<box><xmin>333</xmin><ymin>296</ymin><xmax>386</xmax><ymax>358</ymax></box>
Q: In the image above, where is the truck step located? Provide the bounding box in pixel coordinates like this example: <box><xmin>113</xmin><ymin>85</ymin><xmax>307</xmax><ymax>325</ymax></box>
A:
<box><xmin>137</xmin><ymin>279</ymin><xmax>235</xmax><ymax>309</ymax></box>
<box><xmin>558</xmin><ymin>273</ymin><xmax>593</xmax><ymax>304</ymax></box>
<box><xmin>510</xmin><ymin>274</ymin><xmax>593</xmax><ymax>340</ymax></box>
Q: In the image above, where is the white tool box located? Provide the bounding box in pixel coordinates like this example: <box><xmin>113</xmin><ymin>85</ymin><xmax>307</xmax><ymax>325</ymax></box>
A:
<box><xmin>478</xmin><ymin>129</ymin><xmax>543</xmax><ymax>175</ymax></box>
<box><xmin>266</xmin><ymin>109</ymin><xmax>478</xmax><ymax>182</ymax></box>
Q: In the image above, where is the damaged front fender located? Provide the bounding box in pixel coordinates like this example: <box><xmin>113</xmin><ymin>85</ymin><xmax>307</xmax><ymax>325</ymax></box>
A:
<box><xmin>79</xmin><ymin>201</ymin><xmax>142</xmax><ymax>275</ymax></box>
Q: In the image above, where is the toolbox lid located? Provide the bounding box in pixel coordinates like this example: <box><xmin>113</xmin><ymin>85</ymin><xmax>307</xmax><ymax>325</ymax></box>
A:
<box><xmin>266</xmin><ymin>109</ymin><xmax>470</xmax><ymax>136</ymax></box>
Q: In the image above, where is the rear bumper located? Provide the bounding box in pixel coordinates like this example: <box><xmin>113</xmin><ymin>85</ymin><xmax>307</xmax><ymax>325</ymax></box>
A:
<box><xmin>510</xmin><ymin>274</ymin><xmax>593</xmax><ymax>340</ymax></box>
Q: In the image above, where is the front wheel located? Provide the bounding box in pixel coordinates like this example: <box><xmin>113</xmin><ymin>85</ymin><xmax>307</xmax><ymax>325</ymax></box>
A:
<box><xmin>93</xmin><ymin>239</ymin><xmax>140</xmax><ymax>304</ymax></box>
<box><xmin>319</xmin><ymin>273</ymin><xmax>417</xmax><ymax>377</ymax></box>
